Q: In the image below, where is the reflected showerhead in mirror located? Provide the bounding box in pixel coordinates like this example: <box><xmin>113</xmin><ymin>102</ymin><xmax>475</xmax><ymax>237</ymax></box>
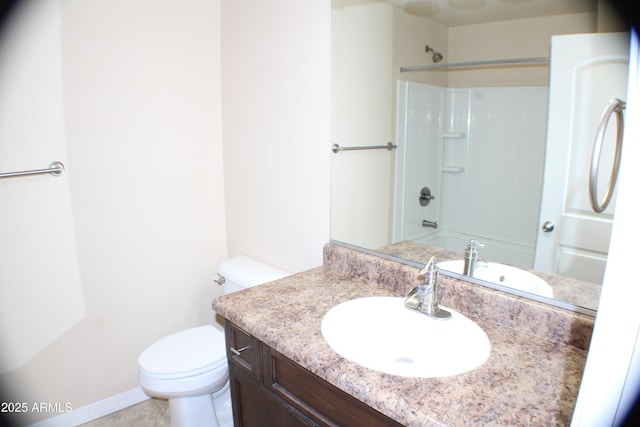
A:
<box><xmin>425</xmin><ymin>45</ymin><xmax>444</xmax><ymax>62</ymax></box>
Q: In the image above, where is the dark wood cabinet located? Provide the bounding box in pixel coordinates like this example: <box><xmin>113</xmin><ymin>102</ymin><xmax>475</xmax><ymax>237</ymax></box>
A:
<box><xmin>225</xmin><ymin>322</ymin><xmax>403</xmax><ymax>427</ymax></box>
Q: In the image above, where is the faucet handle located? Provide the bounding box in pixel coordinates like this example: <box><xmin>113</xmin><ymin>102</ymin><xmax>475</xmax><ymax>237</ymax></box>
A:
<box><xmin>406</xmin><ymin>255</ymin><xmax>451</xmax><ymax>320</ymax></box>
<box><xmin>466</xmin><ymin>240</ymin><xmax>485</xmax><ymax>256</ymax></box>
<box><xmin>417</xmin><ymin>256</ymin><xmax>437</xmax><ymax>282</ymax></box>
<box><xmin>467</xmin><ymin>239</ymin><xmax>485</xmax><ymax>250</ymax></box>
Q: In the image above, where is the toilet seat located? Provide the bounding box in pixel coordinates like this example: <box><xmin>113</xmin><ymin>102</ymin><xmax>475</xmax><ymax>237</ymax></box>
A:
<box><xmin>139</xmin><ymin>325</ymin><xmax>227</xmax><ymax>380</ymax></box>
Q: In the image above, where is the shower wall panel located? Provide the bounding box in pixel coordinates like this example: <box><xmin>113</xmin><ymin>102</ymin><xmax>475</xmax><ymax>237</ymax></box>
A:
<box><xmin>398</xmin><ymin>82</ymin><xmax>548</xmax><ymax>266</ymax></box>
<box><xmin>441</xmin><ymin>86</ymin><xmax>549</xmax><ymax>265</ymax></box>
<box><xmin>394</xmin><ymin>82</ymin><xmax>443</xmax><ymax>243</ymax></box>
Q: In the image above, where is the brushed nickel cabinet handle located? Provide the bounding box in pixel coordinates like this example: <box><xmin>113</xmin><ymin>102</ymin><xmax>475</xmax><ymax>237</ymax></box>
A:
<box><xmin>230</xmin><ymin>345</ymin><xmax>249</xmax><ymax>357</ymax></box>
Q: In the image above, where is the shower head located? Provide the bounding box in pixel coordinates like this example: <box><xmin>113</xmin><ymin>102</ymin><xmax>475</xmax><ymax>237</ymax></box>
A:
<box><xmin>425</xmin><ymin>45</ymin><xmax>444</xmax><ymax>63</ymax></box>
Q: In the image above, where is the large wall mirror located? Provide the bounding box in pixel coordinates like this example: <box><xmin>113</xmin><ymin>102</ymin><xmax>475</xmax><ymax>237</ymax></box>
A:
<box><xmin>331</xmin><ymin>0</ymin><xmax>630</xmax><ymax>314</ymax></box>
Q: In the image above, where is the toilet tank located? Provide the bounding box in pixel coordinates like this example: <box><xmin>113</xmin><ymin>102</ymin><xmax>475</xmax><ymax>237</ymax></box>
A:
<box><xmin>217</xmin><ymin>255</ymin><xmax>290</xmax><ymax>294</ymax></box>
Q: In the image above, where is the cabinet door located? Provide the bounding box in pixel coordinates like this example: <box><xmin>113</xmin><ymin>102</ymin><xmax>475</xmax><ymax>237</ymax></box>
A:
<box><xmin>262</xmin><ymin>346</ymin><xmax>403</xmax><ymax>427</ymax></box>
<box><xmin>226</xmin><ymin>323</ymin><xmax>319</xmax><ymax>427</ymax></box>
<box><xmin>229</xmin><ymin>363</ymin><xmax>319</xmax><ymax>427</ymax></box>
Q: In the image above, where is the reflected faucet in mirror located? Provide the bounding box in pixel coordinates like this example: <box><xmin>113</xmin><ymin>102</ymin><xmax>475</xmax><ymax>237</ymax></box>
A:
<box><xmin>438</xmin><ymin>240</ymin><xmax>555</xmax><ymax>299</ymax></box>
<box><xmin>463</xmin><ymin>240</ymin><xmax>484</xmax><ymax>276</ymax></box>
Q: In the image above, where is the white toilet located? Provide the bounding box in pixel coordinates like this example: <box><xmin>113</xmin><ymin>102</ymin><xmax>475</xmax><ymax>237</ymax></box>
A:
<box><xmin>138</xmin><ymin>255</ymin><xmax>289</xmax><ymax>427</ymax></box>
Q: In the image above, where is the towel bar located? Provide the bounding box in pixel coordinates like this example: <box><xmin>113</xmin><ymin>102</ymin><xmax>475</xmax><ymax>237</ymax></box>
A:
<box><xmin>332</xmin><ymin>142</ymin><xmax>397</xmax><ymax>153</ymax></box>
<box><xmin>0</xmin><ymin>161</ymin><xmax>65</xmax><ymax>180</ymax></box>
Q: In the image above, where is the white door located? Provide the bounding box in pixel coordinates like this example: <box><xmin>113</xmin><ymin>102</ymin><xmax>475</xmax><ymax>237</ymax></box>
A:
<box><xmin>534</xmin><ymin>33</ymin><xmax>629</xmax><ymax>284</ymax></box>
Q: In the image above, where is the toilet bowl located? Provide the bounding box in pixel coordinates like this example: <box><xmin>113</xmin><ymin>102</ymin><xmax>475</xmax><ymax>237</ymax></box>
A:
<box><xmin>138</xmin><ymin>255</ymin><xmax>289</xmax><ymax>427</ymax></box>
<box><xmin>139</xmin><ymin>325</ymin><xmax>228</xmax><ymax>426</ymax></box>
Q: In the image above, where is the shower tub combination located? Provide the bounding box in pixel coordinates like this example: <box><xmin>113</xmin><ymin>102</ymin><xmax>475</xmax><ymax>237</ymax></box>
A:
<box><xmin>394</xmin><ymin>82</ymin><xmax>549</xmax><ymax>270</ymax></box>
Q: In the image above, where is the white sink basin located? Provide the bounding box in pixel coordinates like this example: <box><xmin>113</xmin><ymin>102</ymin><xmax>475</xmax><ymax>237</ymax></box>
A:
<box><xmin>321</xmin><ymin>297</ymin><xmax>490</xmax><ymax>378</ymax></box>
<box><xmin>438</xmin><ymin>260</ymin><xmax>554</xmax><ymax>298</ymax></box>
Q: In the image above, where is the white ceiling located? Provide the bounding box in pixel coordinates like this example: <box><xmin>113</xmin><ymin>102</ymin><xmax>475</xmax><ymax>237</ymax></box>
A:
<box><xmin>332</xmin><ymin>0</ymin><xmax>598</xmax><ymax>27</ymax></box>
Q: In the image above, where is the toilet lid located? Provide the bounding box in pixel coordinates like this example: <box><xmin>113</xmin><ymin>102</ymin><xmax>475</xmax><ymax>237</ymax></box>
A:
<box><xmin>139</xmin><ymin>325</ymin><xmax>227</xmax><ymax>378</ymax></box>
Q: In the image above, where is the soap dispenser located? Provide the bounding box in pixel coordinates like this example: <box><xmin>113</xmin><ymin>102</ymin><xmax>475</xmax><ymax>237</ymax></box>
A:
<box><xmin>463</xmin><ymin>240</ymin><xmax>484</xmax><ymax>276</ymax></box>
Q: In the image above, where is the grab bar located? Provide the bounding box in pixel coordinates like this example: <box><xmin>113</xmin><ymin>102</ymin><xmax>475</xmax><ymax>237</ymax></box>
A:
<box><xmin>0</xmin><ymin>161</ymin><xmax>66</xmax><ymax>180</ymax></box>
<box><xmin>589</xmin><ymin>98</ymin><xmax>625</xmax><ymax>213</ymax></box>
<box><xmin>332</xmin><ymin>142</ymin><xmax>397</xmax><ymax>153</ymax></box>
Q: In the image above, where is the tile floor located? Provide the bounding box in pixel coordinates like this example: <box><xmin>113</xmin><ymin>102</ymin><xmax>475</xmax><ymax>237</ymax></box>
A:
<box><xmin>80</xmin><ymin>398</ymin><xmax>169</xmax><ymax>427</ymax></box>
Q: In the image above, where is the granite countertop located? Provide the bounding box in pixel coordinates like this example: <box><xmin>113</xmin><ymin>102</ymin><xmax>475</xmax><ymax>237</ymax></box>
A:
<box><xmin>213</xmin><ymin>244</ymin><xmax>593</xmax><ymax>426</ymax></box>
<box><xmin>377</xmin><ymin>240</ymin><xmax>601</xmax><ymax>311</ymax></box>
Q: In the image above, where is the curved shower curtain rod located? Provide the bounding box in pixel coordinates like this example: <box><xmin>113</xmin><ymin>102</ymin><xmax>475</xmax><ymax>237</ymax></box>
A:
<box><xmin>400</xmin><ymin>56</ymin><xmax>550</xmax><ymax>72</ymax></box>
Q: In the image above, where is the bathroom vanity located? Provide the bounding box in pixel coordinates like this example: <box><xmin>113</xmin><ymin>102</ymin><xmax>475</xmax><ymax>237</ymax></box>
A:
<box><xmin>214</xmin><ymin>243</ymin><xmax>594</xmax><ymax>426</ymax></box>
<box><xmin>225</xmin><ymin>321</ymin><xmax>402</xmax><ymax>426</ymax></box>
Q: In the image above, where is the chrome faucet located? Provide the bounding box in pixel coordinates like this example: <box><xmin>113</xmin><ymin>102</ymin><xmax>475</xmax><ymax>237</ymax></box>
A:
<box><xmin>404</xmin><ymin>256</ymin><xmax>451</xmax><ymax>320</ymax></box>
<box><xmin>463</xmin><ymin>240</ymin><xmax>485</xmax><ymax>276</ymax></box>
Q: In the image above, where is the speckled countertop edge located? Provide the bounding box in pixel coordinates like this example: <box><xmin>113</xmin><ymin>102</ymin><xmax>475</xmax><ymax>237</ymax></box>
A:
<box><xmin>213</xmin><ymin>243</ymin><xmax>593</xmax><ymax>426</ymax></box>
<box><xmin>377</xmin><ymin>240</ymin><xmax>601</xmax><ymax>312</ymax></box>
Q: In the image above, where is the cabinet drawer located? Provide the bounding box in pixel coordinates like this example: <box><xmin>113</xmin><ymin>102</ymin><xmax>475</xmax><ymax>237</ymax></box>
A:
<box><xmin>225</xmin><ymin>322</ymin><xmax>261</xmax><ymax>380</ymax></box>
<box><xmin>262</xmin><ymin>346</ymin><xmax>403</xmax><ymax>427</ymax></box>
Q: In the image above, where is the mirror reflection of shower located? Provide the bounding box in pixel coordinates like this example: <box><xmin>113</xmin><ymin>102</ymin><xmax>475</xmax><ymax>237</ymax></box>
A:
<box><xmin>425</xmin><ymin>45</ymin><xmax>443</xmax><ymax>62</ymax></box>
<box><xmin>394</xmin><ymin>81</ymin><xmax>549</xmax><ymax>271</ymax></box>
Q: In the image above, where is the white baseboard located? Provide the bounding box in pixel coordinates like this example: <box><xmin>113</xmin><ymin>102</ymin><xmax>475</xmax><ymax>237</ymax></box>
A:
<box><xmin>30</xmin><ymin>387</ymin><xmax>150</xmax><ymax>427</ymax></box>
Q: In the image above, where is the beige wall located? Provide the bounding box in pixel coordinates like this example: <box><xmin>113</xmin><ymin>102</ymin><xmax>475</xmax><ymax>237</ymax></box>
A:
<box><xmin>448</xmin><ymin>13</ymin><xmax>597</xmax><ymax>87</ymax></box>
<box><xmin>330</xmin><ymin>3</ymin><xmax>450</xmax><ymax>249</ymax></box>
<box><xmin>0</xmin><ymin>0</ymin><xmax>330</xmax><ymax>424</ymax></box>
<box><xmin>392</xmin><ymin>8</ymin><xmax>449</xmax><ymax>87</ymax></box>
<box><xmin>331</xmin><ymin>3</ymin><xmax>395</xmax><ymax>248</ymax></box>
<box><xmin>0</xmin><ymin>0</ymin><xmax>226</xmax><ymax>422</ymax></box>
<box><xmin>221</xmin><ymin>0</ymin><xmax>330</xmax><ymax>273</ymax></box>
